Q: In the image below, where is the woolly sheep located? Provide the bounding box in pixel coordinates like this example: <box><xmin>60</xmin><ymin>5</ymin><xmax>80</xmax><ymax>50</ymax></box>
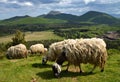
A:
<box><xmin>42</xmin><ymin>39</ymin><xmax>76</xmax><ymax>64</ymax></box>
<box><xmin>29</xmin><ymin>44</ymin><xmax>47</xmax><ymax>54</ymax></box>
<box><xmin>6</xmin><ymin>44</ymin><xmax>28</xmax><ymax>59</ymax></box>
<box><xmin>52</xmin><ymin>38</ymin><xmax>108</xmax><ymax>77</ymax></box>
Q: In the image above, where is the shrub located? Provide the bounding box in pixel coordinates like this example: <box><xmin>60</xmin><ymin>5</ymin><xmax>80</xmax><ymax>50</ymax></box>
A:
<box><xmin>12</xmin><ymin>30</ymin><xmax>26</xmax><ymax>45</ymax></box>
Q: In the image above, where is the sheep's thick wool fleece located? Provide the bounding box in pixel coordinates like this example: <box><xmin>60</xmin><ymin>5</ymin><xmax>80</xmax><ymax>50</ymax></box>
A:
<box><xmin>64</xmin><ymin>38</ymin><xmax>107</xmax><ymax>67</ymax></box>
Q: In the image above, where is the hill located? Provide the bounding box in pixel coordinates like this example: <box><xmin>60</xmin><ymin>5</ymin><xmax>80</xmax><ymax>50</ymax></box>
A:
<box><xmin>3</xmin><ymin>15</ymin><xmax>30</xmax><ymax>21</ymax></box>
<box><xmin>0</xmin><ymin>16</ymin><xmax>67</xmax><ymax>25</ymax></box>
<box><xmin>0</xmin><ymin>11</ymin><xmax>119</xmax><ymax>25</ymax></box>
<box><xmin>78</xmin><ymin>11</ymin><xmax>119</xmax><ymax>24</ymax></box>
<box><xmin>39</xmin><ymin>11</ymin><xmax>79</xmax><ymax>21</ymax></box>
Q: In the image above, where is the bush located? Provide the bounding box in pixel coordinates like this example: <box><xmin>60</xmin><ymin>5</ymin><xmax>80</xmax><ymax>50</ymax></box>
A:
<box><xmin>12</xmin><ymin>30</ymin><xmax>26</xmax><ymax>45</ymax></box>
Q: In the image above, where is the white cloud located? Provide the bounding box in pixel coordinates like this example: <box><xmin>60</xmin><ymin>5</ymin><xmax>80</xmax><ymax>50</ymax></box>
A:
<box><xmin>96</xmin><ymin>0</ymin><xmax>120</xmax><ymax>4</ymax></box>
<box><xmin>16</xmin><ymin>1</ymin><xmax>33</xmax><ymax>6</ymax></box>
<box><xmin>59</xmin><ymin>0</ymin><xmax>72</xmax><ymax>4</ymax></box>
<box><xmin>84</xmin><ymin>0</ymin><xmax>96</xmax><ymax>4</ymax></box>
<box><xmin>0</xmin><ymin>0</ymin><xmax>8</xmax><ymax>3</ymax></box>
<box><xmin>56</xmin><ymin>7</ymin><xmax>90</xmax><ymax>15</ymax></box>
<box><xmin>0</xmin><ymin>0</ymin><xmax>33</xmax><ymax>7</ymax></box>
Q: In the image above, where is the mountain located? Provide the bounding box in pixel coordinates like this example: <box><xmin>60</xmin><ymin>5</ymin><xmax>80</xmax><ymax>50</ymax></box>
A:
<box><xmin>39</xmin><ymin>11</ymin><xmax>79</xmax><ymax>21</ymax></box>
<box><xmin>39</xmin><ymin>10</ymin><xmax>120</xmax><ymax>25</ymax></box>
<box><xmin>3</xmin><ymin>15</ymin><xmax>30</xmax><ymax>21</ymax></box>
<box><xmin>0</xmin><ymin>16</ymin><xmax>67</xmax><ymax>25</ymax></box>
<box><xmin>0</xmin><ymin>10</ymin><xmax>119</xmax><ymax>25</ymax></box>
<box><xmin>78</xmin><ymin>11</ymin><xmax>119</xmax><ymax>24</ymax></box>
<box><xmin>48</xmin><ymin>11</ymin><xmax>61</xmax><ymax>15</ymax></box>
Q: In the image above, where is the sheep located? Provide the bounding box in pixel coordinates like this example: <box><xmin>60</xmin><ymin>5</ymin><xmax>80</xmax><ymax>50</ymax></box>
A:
<box><xmin>52</xmin><ymin>38</ymin><xmax>108</xmax><ymax>77</ymax></box>
<box><xmin>42</xmin><ymin>39</ymin><xmax>76</xmax><ymax>65</ymax></box>
<box><xmin>6</xmin><ymin>44</ymin><xmax>28</xmax><ymax>59</ymax></box>
<box><xmin>29</xmin><ymin>44</ymin><xmax>47</xmax><ymax>55</ymax></box>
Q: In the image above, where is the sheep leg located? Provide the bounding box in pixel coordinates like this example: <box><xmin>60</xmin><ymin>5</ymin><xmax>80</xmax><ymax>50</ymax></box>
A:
<box><xmin>79</xmin><ymin>64</ymin><xmax>84</xmax><ymax>73</ymax></box>
<box><xmin>89</xmin><ymin>65</ymin><xmax>97</xmax><ymax>73</ymax></box>
<box><xmin>100</xmin><ymin>61</ymin><xmax>105</xmax><ymax>72</ymax></box>
<box><xmin>65</xmin><ymin>63</ymin><xmax>70</xmax><ymax>72</ymax></box>
<box><xmin>101</xmin><ymin>67</ymin><xmax>104</xmax><ymax>72</ymax></box>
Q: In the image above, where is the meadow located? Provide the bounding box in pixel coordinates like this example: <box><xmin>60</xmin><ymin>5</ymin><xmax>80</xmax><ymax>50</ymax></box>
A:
<box><xmin>0</xmin><ymin>30</ymin><xmax>120</xmax><ymax>82</ymax></box>
<box><xmin>0</xmin><ymin>50</ymin><xmax>120</xmax><ymax>82</ymax></box>
<box><xmin>0</xmin><ymin>31</ymin><xmax>64</xmax><ymax>43</ymax></box>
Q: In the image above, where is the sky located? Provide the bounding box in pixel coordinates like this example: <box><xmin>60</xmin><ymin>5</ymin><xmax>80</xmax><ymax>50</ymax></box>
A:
<box><xmin>0</xmin><ymin>0</ymin><xmax>120</xmax><ymax>20</ymax></box>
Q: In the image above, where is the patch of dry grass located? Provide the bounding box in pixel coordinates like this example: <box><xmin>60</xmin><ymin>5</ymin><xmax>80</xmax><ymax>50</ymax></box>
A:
<box><xmin>0</xmin><ymin>31</ymin><xmax>64</xmax><ymax>43</ymax></box>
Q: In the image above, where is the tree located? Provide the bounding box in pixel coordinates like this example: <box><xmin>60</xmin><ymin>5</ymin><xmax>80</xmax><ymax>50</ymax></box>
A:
<box><xmin>12</xmin><ymin>30</ymin><xmax>26</xmax><ymax>45</ymax></box>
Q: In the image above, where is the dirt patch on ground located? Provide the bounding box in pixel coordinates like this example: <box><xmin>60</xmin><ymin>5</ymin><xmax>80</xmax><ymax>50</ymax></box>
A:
<box><xmin>102</xmin><ymin>31</ymin><xmax>120</xmax><ymax>40</ymax></box>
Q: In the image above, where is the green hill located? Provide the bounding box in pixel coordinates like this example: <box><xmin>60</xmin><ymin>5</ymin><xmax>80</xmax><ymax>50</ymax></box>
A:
<box><xmin>0</xmin><ymin>11</ymin><xmax>120</xmax><ymax>25</ymax></box>
<box><xmin>79</xmin><ymin>11</ymin><xmax>119</xmax><ymax>24</ymax></box>
<box><xmin>40</xmin><ymin>11</ymin><xmax>79</xmax><ymax>21</ymax></box>
<box><xmin>0</xmin><ymin>16</ymin><xmax>67</xmax><ymax>25</ymax></box>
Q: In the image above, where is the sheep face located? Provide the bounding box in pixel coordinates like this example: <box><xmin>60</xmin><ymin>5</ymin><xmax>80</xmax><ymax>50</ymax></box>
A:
<box><xmin>42</xmin><ymin>56</ymin><xmax>47</xmax><ymax>65</ymax></box>
<box><xmin>52</xmin><ymin>63</ymin><xmax>61</xmax><ymax>78</ymax></box>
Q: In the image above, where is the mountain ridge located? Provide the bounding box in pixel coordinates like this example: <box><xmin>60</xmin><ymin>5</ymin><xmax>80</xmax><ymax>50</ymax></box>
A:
<box><xmin>0</xmin><ymin>10</ymin><xmax>119</xmax><ymax>25</ymax></box>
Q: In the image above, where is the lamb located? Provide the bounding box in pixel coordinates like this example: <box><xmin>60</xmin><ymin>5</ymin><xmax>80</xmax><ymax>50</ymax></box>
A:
<box><xmin>29</xmin><ymin>44</ymin><xmax>47</xmax><ymax>54</ymax></box>
<box><xmin>52</xmin><ymin>38</ymin><xmax>108</xmax><ymax>77</ymax></box>
<box><xmin>6</xmin><ymin>44</ymin><xmax>28</xmax><ymax>59</ymax></box>
<box><xmin>42</xmin><ymin>39</ymin><xmax>76</xmax><ymax>64</ymax></box>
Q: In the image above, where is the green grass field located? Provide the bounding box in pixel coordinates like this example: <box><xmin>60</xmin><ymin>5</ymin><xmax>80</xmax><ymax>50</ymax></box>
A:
<box><xmin>0</xmin><ymin>51</ymin><xmax>120</xmax><ymax>82</ymax></box>
<box><xmin>0</xmin><ymin>31</ymin><xmax>64</xmax><ymax>43</ymax></box>
<box><xmin>0</xmin><ymin>30</ymin><xmax>120</xmax><ymax>82</ymax></box>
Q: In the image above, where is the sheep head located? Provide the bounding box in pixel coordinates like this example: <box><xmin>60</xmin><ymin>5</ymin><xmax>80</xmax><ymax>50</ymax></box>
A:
<box><xmin>52</xmin><ymin>63</ymin><xmax>61</xmax><ymax>78</ymax></box>
<box><xmin>42</xmin><ymin>56</ymin><xmax>47</xmax><ymax>65</ymax></box>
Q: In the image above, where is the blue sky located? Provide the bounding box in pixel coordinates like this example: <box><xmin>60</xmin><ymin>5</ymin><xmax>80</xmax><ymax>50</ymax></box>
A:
<box><xmin>0</xmin><ymin>0</ymin><xmax>120</xmax><ymax>20</ymax></box>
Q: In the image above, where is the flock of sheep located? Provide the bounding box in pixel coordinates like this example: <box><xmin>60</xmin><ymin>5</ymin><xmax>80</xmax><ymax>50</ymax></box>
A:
<box><xmin>6</xmin><ymin>38</ymin><xmax>108</xmax><ymax>78</ymax></box>
<box><xmin>6</xmin><ymin>43</ymin><xmax>47</xmax><ymax>59</ymax></box>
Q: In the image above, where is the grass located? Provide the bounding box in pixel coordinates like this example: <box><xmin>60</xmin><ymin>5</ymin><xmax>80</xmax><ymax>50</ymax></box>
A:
<box><xmin>0</xmin><ymin>17</ymin><xmax>67</xmax><ymax>25</ymax></box>
<box><xmin>0</xmin><ymin>31</ymin><xmax>64</xmax><ymax>43</ymax></box>
<box><xmin>0</xmin><ymin>51</ymin><xmax>120</xmax><ymax>82</ymax></box>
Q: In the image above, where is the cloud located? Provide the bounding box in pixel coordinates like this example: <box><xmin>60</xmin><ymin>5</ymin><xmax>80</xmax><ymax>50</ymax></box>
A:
<box><xmin>97</xmin><ymin>0</ymin><xmax>120</xmax><ymax>4</ymax></box>
<box><xmin>0</xmin><ymin>0</ymin><xmax>7</xmax><ymax>3</ymax></box>
<box><xmin>0</xmin><ymin>0</ymin><xmax>33</xmax><ymax>7</ymax></box>
<box><xmin>83</xmin><ymin>0</ymin><xmax>96</xmax><ymax>4</ymax></box>
<box><xmin>14</xmin><ymin>1</ymin><xmax>33</xmax><ymax>6</ymax></box>
<box><xmin>59</xmin><ymin>0</ymin><xmax>72</xmax><ymax>4</ymax></box>
<box><xmin>0</xmin><ymin>0</ymin><xmax>120</xmax><ymax>19</ymax></box>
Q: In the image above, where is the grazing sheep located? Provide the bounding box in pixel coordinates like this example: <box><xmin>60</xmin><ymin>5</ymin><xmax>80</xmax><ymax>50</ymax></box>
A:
<box><xmin>29</xmin><ymin>44</ymin><xmax>47</xmax><ymax>54</ymax></box>
<box><xmin>42</xmin><ymin>39</ymin><xmax>76</xmax><ymax>64</ymax></box>
<box><xmin>6</xmin><ymin>44</ymin><xmax>28</xmax><ymax>59</ymax></box>
<box><xmin>52</xmin><ymin>38</ymin><xmax>108</xmax><ymax>77</ymax></box>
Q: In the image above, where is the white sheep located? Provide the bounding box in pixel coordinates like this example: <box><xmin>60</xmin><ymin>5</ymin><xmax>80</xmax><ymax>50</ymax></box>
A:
<box><xmin>42</xmin><ymin>39</ymin><xmax>76</xmax><ymax>64</ymax></box>
<box><xmin>6</xmin><ymin>44</ymin><xmax>28</xmax><ymax>59</ymax></box>
<box><xmin>52</xmin><ymin>38</ymin><xmax>108</xmax><ymax>77</ymax></box>
<box><xmin>29</xmin><ymin>44</ymin><xmax>47</xmax><ymax>54</ymax></box>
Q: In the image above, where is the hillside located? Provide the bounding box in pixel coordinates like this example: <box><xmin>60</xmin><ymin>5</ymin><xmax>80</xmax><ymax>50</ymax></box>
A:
<box><xmin>79</xmin><ymin>11</ymin><xmax>119</xmax><ymax>24</ymax></box>
<box><xmin>3</xmin><ymin>15</ymin><xmax>30</xmax><ymax>21</ymax></box>
<box><xmin>0</xmin><ymin>16</ymin><xmax>67</xmax><ymax>25</ymax></box>
<box><xmin>0</xmin><ymin>11</ymin><xmax>119</xmax><ymax>25</ymax></box>
<box><xmin>40</xmin><ymin>11</ymin><xmax>79</xmax><ymax>21</ymax></box>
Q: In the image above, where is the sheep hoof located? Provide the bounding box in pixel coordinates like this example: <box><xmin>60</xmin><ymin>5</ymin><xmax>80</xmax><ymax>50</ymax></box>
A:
<box><xmin>80</xmin><ymin>70</ymin><xmax>84</xmax><ymax>73</ymax></box>
<box><xmin>89</xmin><ymin>71</ymin><xmax>93</xmax><ymax>74</ymax></box>
<box><xmin>101</xmin><ymin>69</ymin><xmax>104</xmax><ymax>72</ymax></box>
<box><xmin>65</xmin><ymin>69</ymin><xmax>68</xmax><ymax>72</ymax></box>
